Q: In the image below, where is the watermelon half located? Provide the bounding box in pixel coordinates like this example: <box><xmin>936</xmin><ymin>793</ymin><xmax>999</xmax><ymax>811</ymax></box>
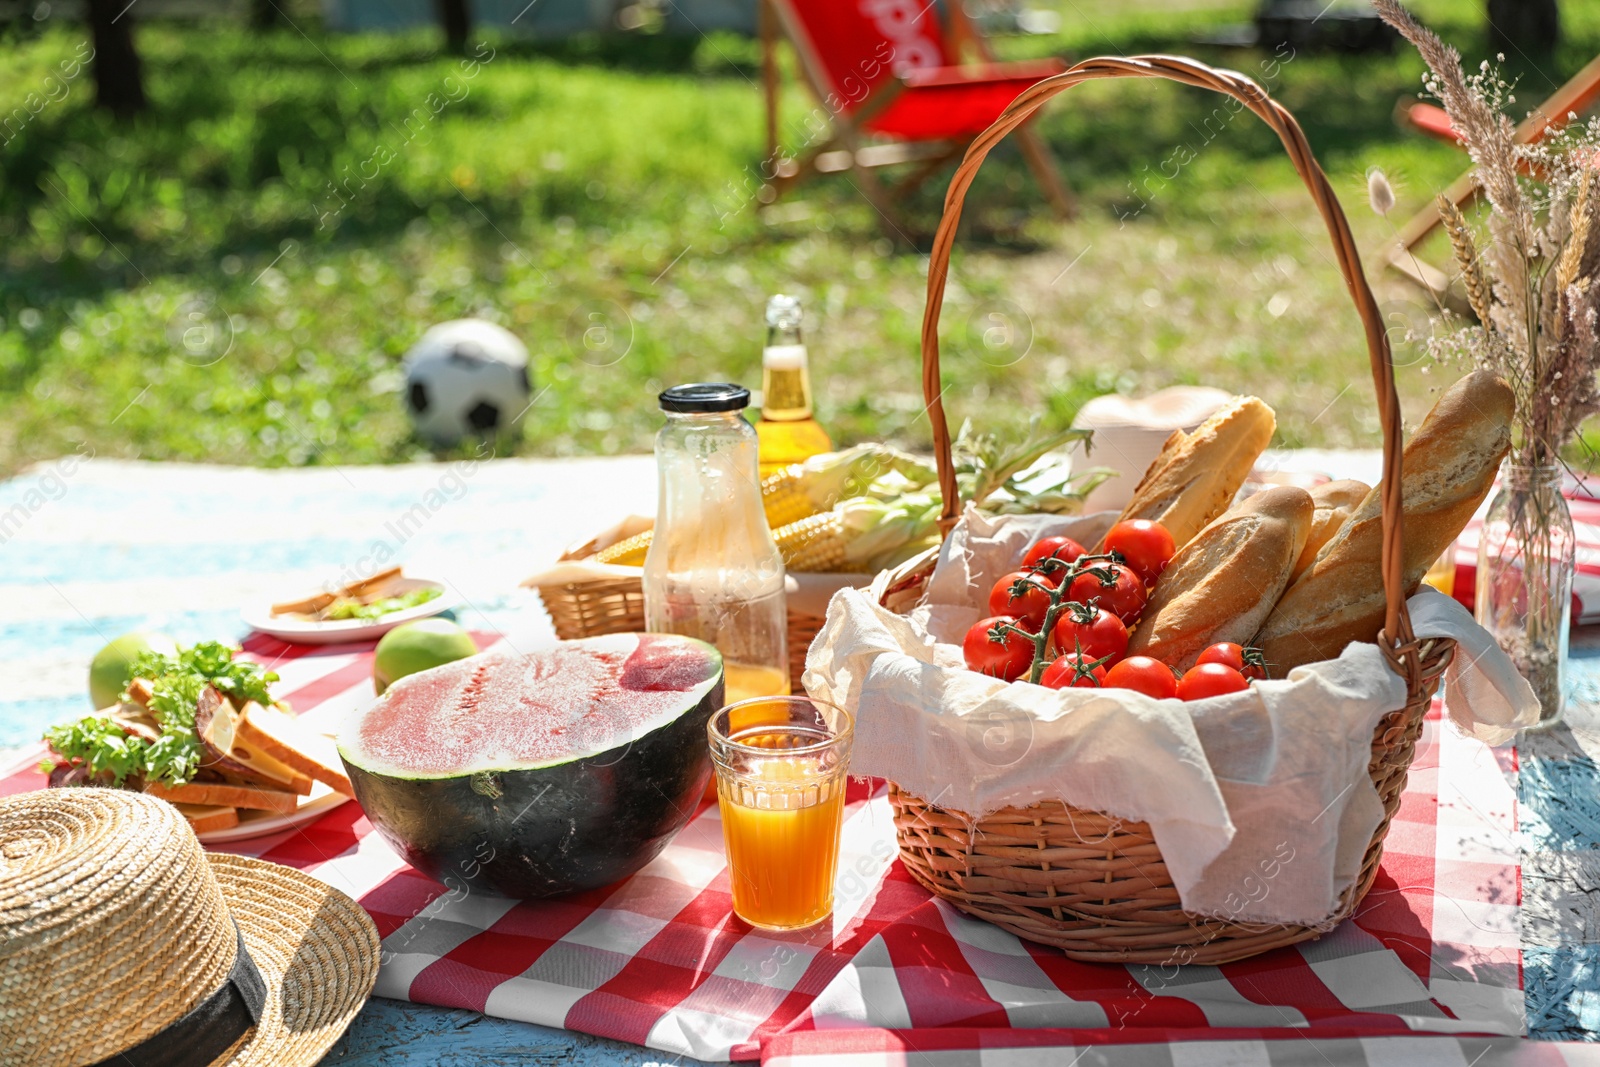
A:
<box><xmin>339</xmin><ymin>633</ymin><xmax>723</xmax><ymax>899</ymax></box>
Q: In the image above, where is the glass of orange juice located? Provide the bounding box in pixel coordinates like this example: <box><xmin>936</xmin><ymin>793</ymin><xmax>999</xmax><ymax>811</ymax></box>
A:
<box><xmin>708</xmin><ymin>695</ymin><xmax>854</xmax><ymax>931</ymax></box>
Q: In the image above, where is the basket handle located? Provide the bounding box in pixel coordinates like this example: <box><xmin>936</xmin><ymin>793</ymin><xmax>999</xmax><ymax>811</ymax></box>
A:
<box><xmin>920</xmin><ymin>54</ymin><xmax>1414</xmax><ymax>650</ymax></box>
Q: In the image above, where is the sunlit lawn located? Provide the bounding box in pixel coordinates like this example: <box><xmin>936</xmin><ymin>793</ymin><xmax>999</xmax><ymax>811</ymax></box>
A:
<box><xmin>2</xmin><ymin>0</ymin><xmax>1598</xmax><ymax>476</ymax></box>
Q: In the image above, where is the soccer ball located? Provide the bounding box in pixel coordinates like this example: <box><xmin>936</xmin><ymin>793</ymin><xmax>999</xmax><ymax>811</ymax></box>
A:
<box><xmin>402</xmin><ymin>319</ymin><xmax>532</xmax><ymax>445</ymax></box>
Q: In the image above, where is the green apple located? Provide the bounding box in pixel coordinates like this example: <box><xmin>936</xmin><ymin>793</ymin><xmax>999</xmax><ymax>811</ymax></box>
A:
<box><xmin>373</xmin><ymin>619</ymin><xmax>477</xmax><ymax>695</ymax></box>
<box><xmin>89</xmin><ymin>632</ymin><xmax>179</xmax><ymax>709</ymax></box>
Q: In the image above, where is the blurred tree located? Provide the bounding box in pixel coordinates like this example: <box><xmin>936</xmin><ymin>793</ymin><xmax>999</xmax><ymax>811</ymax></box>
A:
<box><xmin>435</xmin><ymin>0</ymin><xmax>471</xmax><ymax>53</ymax></box>
<box><xmin>253</xmin><ymin>0</ymin><xmax>286</xmax><ymax>30</ymax></box>
<box><xmin>84</xmin><ymin>0</ymin><xmax>145</xmax><ymax>114</ymax></box>
<box><xmin>1488</xmin><ymin>0</ymin><xmax>1560</xmax><ymax>53</ymax></box>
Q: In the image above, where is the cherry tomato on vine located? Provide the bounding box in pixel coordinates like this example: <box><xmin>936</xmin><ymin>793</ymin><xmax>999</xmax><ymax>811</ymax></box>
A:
<box><xmin>1195</xmin><ymin>642</ymin><xmax>1268</xmax><ymax>681</ymax></box>
<box><xmin>1067</xmin><ymin>561</ymin><xmax>1147</xmax><ymax>624</ymax></box>
<box><xmin>1040</xmin><ymin>653</ymin><xmax>1107</xmax><ymax>690</ymax></box>
<box><xmin>962</xmin><ymin>616</ymin><xmax>1036</xmax><ymax>682</ymax></box>
<box><xmin>988</xmin><ymin>571</ymin><xmax>1056</xmax><ymax>630</ymax></box>
<box><xmin>1050</xmin><ymin>604</ymin><xmax>1129</xmax><ymax>666</ymax></box>
<box><xmin>1103</xmin><ymin>656</ymin><xmax>1179</xmax><ymax>700</ymax></box>
<box><xmin>1178</xmin><ymin>662</ymin><xmax>1251</xmax><ymax>701</ymax></box>
<box><xmin>1023</xmin><ymin>536</ymin><xmax>1086</xmax><ymax>581</ymax></box>
<box><xmin>1103</xmin><ymin>520</ymin><xmax>1177</xmax><ymax>585</ymax></box>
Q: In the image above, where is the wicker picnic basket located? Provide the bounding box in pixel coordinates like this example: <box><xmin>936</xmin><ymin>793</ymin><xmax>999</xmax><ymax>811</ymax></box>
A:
<box><xmin>534</xmin><ymin>533</ymin><xmax>828</xmax><ymax>691</ymax></box>
<box><xmin>879</xmin><ymin>55</ymin><xmax>1455</xmax><ymax>964</ymax></box>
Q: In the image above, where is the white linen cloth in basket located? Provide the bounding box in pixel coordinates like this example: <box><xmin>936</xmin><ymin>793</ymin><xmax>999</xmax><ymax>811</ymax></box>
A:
<box><xmin>803</xmin><ymin>507</ymin><xmax>1539</xmax><ymax>926</ymax></box>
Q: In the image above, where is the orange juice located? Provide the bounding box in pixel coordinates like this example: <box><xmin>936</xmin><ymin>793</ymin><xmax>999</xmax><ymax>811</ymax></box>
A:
<box><xmin>701</xmin><ymin>665</ymin><xmax>793</xmax><ymax>800</ymax></box>
<box><xmin>1422</xmin><ymin>546</ymin><xmax>1456</xmax><ymax>597</ymax></box>
<box><xmin>708</xmin><ymin>696</ymin><xmax>854</xmax><ymax>931</ymax></box>
<box><xmin>718</xmin><ymin>757</ymin><xmax>846</xmax><ymax>929</ymax></box>
<box><xmin>724</xmin><ymin>662</ymin><xmax>790</xmax><ymax>704</ymax></box>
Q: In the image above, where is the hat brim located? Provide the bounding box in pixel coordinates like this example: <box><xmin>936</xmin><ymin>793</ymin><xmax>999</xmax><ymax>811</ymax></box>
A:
<box><xmin>202</xmin><ymin>853</ymin><xmax>380</xmax><ymax>1067</ymax></box>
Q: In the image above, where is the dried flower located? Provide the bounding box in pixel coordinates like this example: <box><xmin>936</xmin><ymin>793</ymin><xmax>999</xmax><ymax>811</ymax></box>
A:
<box><xmin>1376</xmin><ymin>0</ymin><xmax>1600</xmax><ymax>472</ymax></box>
<box><xmin>1367</xmin><ymin>168</ymin><xmax>1396</xmax><ymax>217</ymax></box>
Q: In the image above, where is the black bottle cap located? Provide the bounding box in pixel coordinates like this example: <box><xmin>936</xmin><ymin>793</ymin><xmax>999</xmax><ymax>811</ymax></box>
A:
<box><xmin>659</xmin><ymin>383</ymin><xmax>750</xmax><ymax>413</ymax></box>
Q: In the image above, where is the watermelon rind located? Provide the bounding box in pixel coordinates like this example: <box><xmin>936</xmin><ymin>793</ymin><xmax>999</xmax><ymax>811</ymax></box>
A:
<box><xmin>339</xmin><ymin>633</ymin><xmax>724</xmax><ymax>899</ymax></box>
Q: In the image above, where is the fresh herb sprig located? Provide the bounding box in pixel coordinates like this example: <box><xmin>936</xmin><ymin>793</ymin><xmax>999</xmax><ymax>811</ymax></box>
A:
<box><xmin>325</xmin><ymin>585</ymin><xmax>442</xmax><ymax>621</ymax></box>
<box><xmin>41</xmin><ymin>717</ymin><xmax>149</xmax><ymax>787</ymax></box>
<box><xmin>43</xmin><ymin>642</ymin><xmax>279</xmax><ymax>788</ymax></box>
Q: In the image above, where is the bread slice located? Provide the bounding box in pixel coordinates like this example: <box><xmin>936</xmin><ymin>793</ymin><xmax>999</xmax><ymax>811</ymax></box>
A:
<box><xmin>1106</xmin><ymin>396</ymin><xmax>1277</xmax><ymax>549</ymax></box>
<box><xmin>146</xmin><ymin>779</ymin><xmax>300</xmax><ymax>813</ymax></box>
<box><xmin>1256</xmin><ymin>370</ymin><xmax>1514</xmax><ymax>671</ymax></box>
<box><xmin>1289</xmin><ymin>479</ymin><xmax>1370</xmax><ymax>582</ymax></box>
<box><xmin>236</xmin><ymin>702</ymin><xmax>354</xmax><ymax>797</ymax></box>
<box><xmin>196</xmin><ymin>687</ymin><xmax>314</xmax><ymax>795</ymax></box>
<box><xmin>343</xmin><ymin>565</ymin><xmax>404</xmax><ymax>599</ymax></box>
<box><xmin>270</xmin><ymin>590</ymin><xmax>337</xmax><ymax>617</ymax></box>
<box><xmin>171</xmin><ymin>803</ymin><xmax>240</xmax><ymax>834</ymax></box>
<box><xmin>1127</xmin><ymin>486</ymin><xmax>1313</xmax><ymax>672</ymax></box>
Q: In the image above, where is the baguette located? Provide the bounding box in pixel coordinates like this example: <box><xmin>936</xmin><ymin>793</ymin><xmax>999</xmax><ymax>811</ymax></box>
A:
<box><xmin>236</xmin><ymin>701</ymin><xmax>354</xmax><ymax>796</ymax></box>
<box><xmin>145</xmin><ymin>779</ymin><xmax>300</xmax><ymax>814</ymax></box>
<box><xmin>1255</xmin><ymin>370</ymin><xmax>1514</xmax><ymax>671</ymax></box>
<box><xmin>1126</xmin><ymin>486</ymin><xmax>1313</xmax><ymax>672</ymax></box>
<box><xmin>1105</xmin><ymin>396</ymin><xmax>1277</xmax><ymax>549</ymax></box>
<box><xmin>1289</xmin><ymin>479</ymin><xmax>1370</xmax><ymax>582</ymax></box>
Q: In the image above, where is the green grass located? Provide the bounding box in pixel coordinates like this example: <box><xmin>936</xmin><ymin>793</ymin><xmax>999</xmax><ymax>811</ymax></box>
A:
<box><xmin>2</xmin><ymin>0</ymin><xmax>1598</xmax><ymax>474</ymax></box>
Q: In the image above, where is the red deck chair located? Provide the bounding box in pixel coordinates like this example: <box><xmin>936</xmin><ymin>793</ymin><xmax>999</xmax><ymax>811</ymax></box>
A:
<box><xmin>1385</xmin><ymin>51</ymin><xmax>1600</xmax><ymax>295</ymax></box>
<box><xmin>758</xmin><ymin>0</ymin><xmax>1074</xmax><ymax>232</ymax></box>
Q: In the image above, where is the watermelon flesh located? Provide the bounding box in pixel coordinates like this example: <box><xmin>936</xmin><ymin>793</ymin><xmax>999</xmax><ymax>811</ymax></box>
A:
<box><xmin>339</xmin><ymin>633</ymin><xmax>723</xmax><ymax>899</ymax></box>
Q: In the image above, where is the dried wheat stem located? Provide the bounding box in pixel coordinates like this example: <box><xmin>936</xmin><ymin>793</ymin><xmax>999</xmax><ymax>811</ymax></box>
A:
<box><xmin>1438</xmin><ymin>194</ymin><xmax>1493</xmax><ymax>324</ymax></box>
<box><xmin>1557</xmin><ymin>170</ymin><xmax>1594</xmax><ymax>293</ymax></box>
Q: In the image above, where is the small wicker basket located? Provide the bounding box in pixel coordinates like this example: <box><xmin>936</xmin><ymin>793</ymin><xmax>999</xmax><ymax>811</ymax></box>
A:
<box><xmin>877</xmin><ymin>54</ymin><xmax>1454</xmax><ymax>964</ymax></box>
<box><xmin>533</xmin><ymin>529</ymin><xmax>833</xmax><ymax>692</ymax></box>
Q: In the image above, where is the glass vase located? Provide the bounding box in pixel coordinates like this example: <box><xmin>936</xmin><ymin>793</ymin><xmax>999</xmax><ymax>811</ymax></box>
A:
<box><xmin>1474</xmin><ymin>464</ymin><xmax>1575</xmax><ymax>729</ymax></box>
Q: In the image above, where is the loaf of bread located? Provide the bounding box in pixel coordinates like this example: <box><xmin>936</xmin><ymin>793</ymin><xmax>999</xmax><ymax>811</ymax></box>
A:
<box><xmin>1106</xmin><ymin>396</ymin><xmax>1276</xmax><ymax>549</ymax></box>
<box><xmin>1289</xmin><ymin>479</ymin><xmax>1370</xmax><ymax>582</ymax></box>
<box><xmin>1255</xmin><ymin>370</ymin><xmax>1514</xmax><ymax>671</ymax></box>
<box><xmin>1126</xmin><ymin>486</ymin><xmax>1313</xmax><ymax>672</ymax></box>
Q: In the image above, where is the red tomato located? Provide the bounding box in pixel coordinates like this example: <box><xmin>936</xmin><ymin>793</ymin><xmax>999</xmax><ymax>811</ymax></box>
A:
<box><xmin>1103</xmin><ymin>656</ymin><xmax>1179</xmax><ymax>699</ymax></box>
<box><xmin>1022</xmin><ymin>536</ymin><xmax>1086</xmax><ymax>582</ymax></box>
<box><xmin>1050</xmin><ymin>604</ymin><xmax>1129</xmax><ymax>665</ymax></box>
<box><xmin>1195</xmin><ymin>642</ymin><xmax>1268</xmax><ymax>681</ymax></box>
<box><xmin>988</xmin><ymin>571</ymin><xmax>1056</xmax><ymax>630</ymax></box>
<box><xmin>962</xmin><ymin>616</ymin><xmax>1038</xmax><ymax>682</ymax></box>
<box><xmin>1103</xmin><ymin>519</ymin><xmax>1177</xmax><ymax>584</ymax></box>
<box><xmin>1067</xmin><ymin>561</ymin><xmax>1147</xmax><ymax>624</ymax></box>
<box><xmin>1040</xmin><ymin>653</ymin><xmax>1107</xmax><ymax>689</ymax></box>
<box><xmin>1178</xmin><ymin>662</ymin><xmax>1251</xmax><ymax>701</ymax></box>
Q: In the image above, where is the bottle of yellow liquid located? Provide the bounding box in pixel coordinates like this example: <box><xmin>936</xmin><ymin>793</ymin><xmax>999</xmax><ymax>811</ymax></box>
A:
<box><xmin>756</xmin><ymin>295</ymin><xmax>831</xmax><ymax>476</ymax></box>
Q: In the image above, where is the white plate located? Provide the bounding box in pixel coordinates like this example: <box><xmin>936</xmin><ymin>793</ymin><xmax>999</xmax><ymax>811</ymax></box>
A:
<box><xmin>196</xmin><ymin>782</ymin><xmax>352</xmax><ymax>843</ymax></box>
<box><xmin>242</xmin><ymin>576</ymin><xmax>455</xmax><ymax>645</ymax></box>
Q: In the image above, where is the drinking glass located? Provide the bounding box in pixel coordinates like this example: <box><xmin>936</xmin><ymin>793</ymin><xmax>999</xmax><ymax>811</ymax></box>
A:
<box><xmin>708</xmin><ymin>696</ymin><xmax>854</xmax><ymax>931</ymax></box>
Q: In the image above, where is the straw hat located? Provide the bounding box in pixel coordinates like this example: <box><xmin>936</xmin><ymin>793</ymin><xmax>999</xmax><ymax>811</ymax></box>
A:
<box><xmin>0</xmin><ymin>789</ymin><xmax>379</xmax><ymax>1067</ymax></box>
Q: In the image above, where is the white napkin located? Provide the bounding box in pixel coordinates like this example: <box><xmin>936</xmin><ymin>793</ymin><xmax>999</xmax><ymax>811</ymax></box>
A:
<box><xmin>803</xmin><ymin>507</ymin><xmax>1539</xmax><ymax>926</ymax></box>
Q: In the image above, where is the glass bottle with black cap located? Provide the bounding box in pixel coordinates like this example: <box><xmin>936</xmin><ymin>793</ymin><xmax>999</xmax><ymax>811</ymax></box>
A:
<box><xmin>644</xmin><ymin>383</ymin><xmax>790</xmax><ymax>706</ymax></box>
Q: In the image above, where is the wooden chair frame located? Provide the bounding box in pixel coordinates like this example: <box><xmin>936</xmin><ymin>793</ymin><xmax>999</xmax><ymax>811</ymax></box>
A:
<box><xmin>757</xmin><ymin>0</ymin><xmax>1074</xmax><ymax>236</ymax></box>
<box><xmin>1385</xmin><ymin>51</ymin><xmax>1600</xmax><ymax>296</ymax></box>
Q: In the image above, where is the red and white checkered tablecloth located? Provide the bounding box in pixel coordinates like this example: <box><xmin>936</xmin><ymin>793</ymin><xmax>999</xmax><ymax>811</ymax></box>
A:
<box><xmin>0</xmin><ymin>632</ymin><xmax>1554</xmax><ymax>1063</ymax></box>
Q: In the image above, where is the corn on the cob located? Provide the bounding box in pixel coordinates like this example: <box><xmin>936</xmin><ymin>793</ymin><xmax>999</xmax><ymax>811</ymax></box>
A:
<box><xmin>772</xmin><ymin>512</ymin><xmax>850</xmax><ymax>572</ymax></box>
<box><xmin>593</xmin><ymin>530</ymin><xmax>653</xmax><ymax>567</ymax></box>
<box><xmin>758</xmin><ymin>464</ymin><xmax>821</xmax><ymax>529</ymax></box>
<box><xmin>591</xmin><ymin>464</ymin><xmax>825</xmax><ymax>567</ymax></box>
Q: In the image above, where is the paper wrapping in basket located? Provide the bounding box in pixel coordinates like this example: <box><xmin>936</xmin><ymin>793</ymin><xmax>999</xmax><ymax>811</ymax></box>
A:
<box><xmin>802</xmin><ymin>507</ymin><xmax>1539</xmax><ymax>926</ymax></box>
